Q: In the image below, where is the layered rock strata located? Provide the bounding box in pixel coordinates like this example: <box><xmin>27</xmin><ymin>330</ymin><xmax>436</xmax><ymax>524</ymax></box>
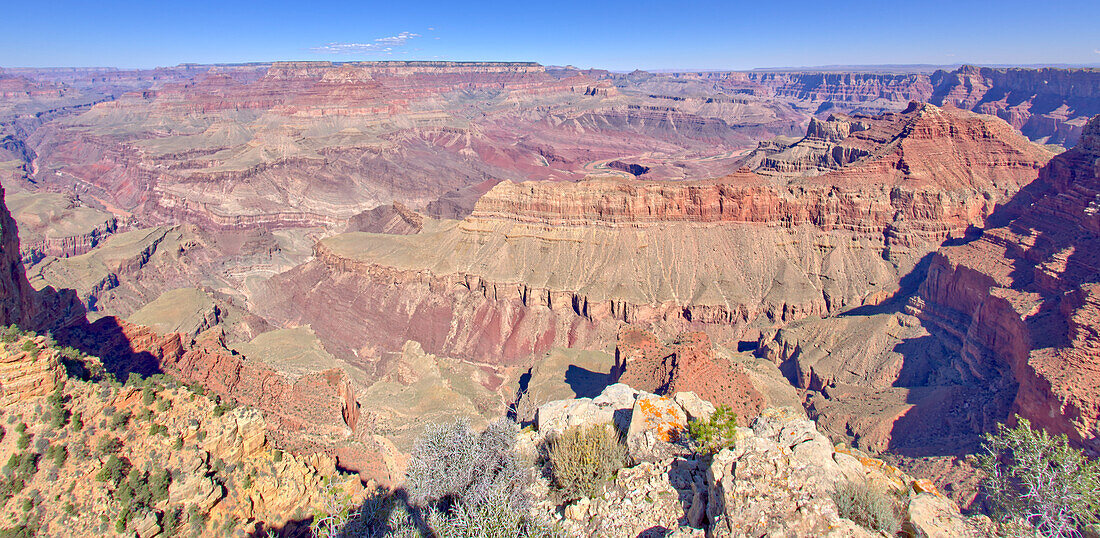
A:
<box><xmin>257</xmin><ymin>104</ymin><xmax>1052</xmax><ymax>365</ymax></box>
<box><xmin>910</xmin><ymin>113</ymin><xmax>1100</xmax><ymax>451</ymax></box>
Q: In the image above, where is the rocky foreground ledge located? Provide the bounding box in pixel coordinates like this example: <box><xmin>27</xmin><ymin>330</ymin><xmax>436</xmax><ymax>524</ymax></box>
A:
<box><xmin>531</xmin><ymin>384</ymin><xmax>989</xmax><ymax>537</ymax></box>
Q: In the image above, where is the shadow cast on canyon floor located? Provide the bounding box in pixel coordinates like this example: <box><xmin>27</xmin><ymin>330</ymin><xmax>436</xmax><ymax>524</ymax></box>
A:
<box><xmin>53</xmin><ymin>315</ymin><xmax>166</xmax><ymax>382</ymax></box>
<box><xmin>874</xmin><ymin>165</ymin><xmax>1069</xmax><ymax>459</ymax></box>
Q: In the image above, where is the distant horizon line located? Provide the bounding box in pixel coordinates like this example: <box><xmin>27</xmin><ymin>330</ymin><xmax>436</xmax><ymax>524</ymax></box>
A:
<box><xmin>3</xmin><ymin>60</ymin><xmax>1099</xmax><ymax>74</ymax></box>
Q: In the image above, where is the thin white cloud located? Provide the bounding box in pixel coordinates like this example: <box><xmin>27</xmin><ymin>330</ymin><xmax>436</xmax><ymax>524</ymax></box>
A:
<box><xmin>1094</xmin><ymin>49</ymin><xmax>1100</xmax><ymax>54</ymax></box>
<box><xmin>312</xmin><ymin>32</ymin><xmax>421</xmax><ymax>54</ymax></box>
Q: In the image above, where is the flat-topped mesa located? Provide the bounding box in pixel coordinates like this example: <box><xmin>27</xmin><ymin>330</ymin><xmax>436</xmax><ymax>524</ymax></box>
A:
<box><xmin>471</xmin><ymin>104</ymin><xmax>1051</xmax><ymax>240</ymax></box>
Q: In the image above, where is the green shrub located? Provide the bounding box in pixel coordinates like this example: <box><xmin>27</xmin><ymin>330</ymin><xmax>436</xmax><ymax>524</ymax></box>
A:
<box><xmin>148</xmin><ymin>423</ymin><xmax>168</xmax><ymax>436</ymax></box>
<box><xmin>142</xmin><ymin>389</ymin><xmax>156</xmax><ymax>406</ymax></box>
<box><xmin>44</xmin><ymin>445</ymin><xmax>67</xmax><ymax>467</ymax></box>
<box><xmin>156</xmin><ymin>399</ymin><xmax>172</xmax><ymax>412</ymax></box>
<box><xmin>187</xmin><ymin>504</ymin><xmax>208</xmax><ymax>532</ymax></box>
<box><xmin>15</xmin><ymin>433</ymin><xmax>29</xmax><ymax>451</ymax></box>
<box><xmin>549</xmin><ymin>423</ymin><xmax>626</xmax><ymax>500</ymax></box>
<box><xmin>115</xmin><ymin>505</ymin><xmax>132</xmax><ymax>533</ymax></box>
<box><xmin>148</xmin><ymin>469</ymin><xmax>171</xmax><ymax>502</ymax></box>
<box><xmin>0</xmin><ymin>524</ymin><xmax>36</xmax><ymax>538</ymax></box>
<box><xmin>47</xmin><ymin>389</ymin><xmax>70</xmax><ymax>429</ymax></box>
<box><xmin>3</xmin><ymin>453</ymin><xmax>39</xmax><ymax>480</ymax></box>
<box><xmin>212</xmin><ymin>404</ymin><xmax>230</xmax><ymax>418</ymax></box>
<box><xmin>687</xmin><ymin>405</ymin><xmax>738</xmax><ymax>455</ymax></box>
<box><xmin>979</xmin><ymin>417</ymin><xmax>1100</xmax><ymax>537</ymax></box>
<box><xmin>71</xmin><ymin>413</ymin><xmax>83</xmax><ymax>432</ymax></box>
<box><xmin>108</xmin><ymin>411</ymin><xmax>131</xmax><ymax>430</ymax></box>
<box><xmin>171</xmin><ymin>436</ymin><xmax>183</xmax><ymax>450</ymax></box>
<box><xmin>830</xmin><ymin>480</ymin><xmax>901</xmax><ymax>535</ymax></box>
<box><xmin>19</xmin><ymin>340</ymin><xmax>36</xmax><ymax>354</ymax></box>
<box><xmin>272</xmin><ymin>449</ymin><xmax>282</xmax><ymax>462</ymax></box>
<box><xmin>161</xmin><ymin>506</ymin><xmax>182</xmax><ymax>536</ymax></box>
<box><xmin>95</xmin><ymin>455</ymin><xmax>131</xmax><ymax>486</ymax></box>
<box><xmin>0</xmin><ymin>477</ymin><xmax>26</xmax><ymax>505</ymax></box>
<box><xmin>96</xmin><ymin>436</ymin><xmax>123</xmax><ymax>455</ymax></box>
<box><xmin>0</xmin><ymin>325</ymin><xmax>22</xmax><ymax>343</ymax></box>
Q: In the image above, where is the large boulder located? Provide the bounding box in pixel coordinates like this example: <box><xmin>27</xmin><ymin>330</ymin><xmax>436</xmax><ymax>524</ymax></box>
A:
<box><xmin>673</xmin><ymin>391</ymin><xmax>715</xmax><ymax>422</ymax></box>
<box><xmin>907</xmin><ymin>493</ymin><xmax>987</xmax><ymax>537</ymax></box>
<box><xmin>626</xmin><ymin>393</ymin><xmax>689</xmax><ymax>462</ymax></box>
<box><xmin>593</xmin><ymin>382</ymin><xmax>640</xmax><ymax>432</ymax></box>
<box><xmin>706</xmin><ymin>435</ymin><xmax>857</xmax><ymax>537</ymax></box>
<box><xmin>537</xmin><ymin>383</ymin><xmax>639</xmax><ymax>436</ymax></box>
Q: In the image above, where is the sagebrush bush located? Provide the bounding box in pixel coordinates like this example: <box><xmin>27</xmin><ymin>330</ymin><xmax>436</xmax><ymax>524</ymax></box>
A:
<box><xmin>829</xmin><ymin>480</ymin><xmax>901</xmax><ymax>535</ymax></box>
<box><xmin>549</xmin><ymin>423</ymin><xmax>626</xmax><ymax>500</ymax></box>
<box><xmin>687</xmin><ymin>405</ymin><xmax>738</xmax><ymax>455</ymax></box>
<box><xmin>979</xmin><ymin>417</ymin><xmax>1100</xmax><ymax>537</ymax></box>
<box><xmin>313</xmin><ymin>418</ymin><xmax>556</xmax><ymax>538</ymax></box>
<box><xmin>406</xmin><ymin>418</ymin><xmax>533</xmax><ymax>510</ymax></box>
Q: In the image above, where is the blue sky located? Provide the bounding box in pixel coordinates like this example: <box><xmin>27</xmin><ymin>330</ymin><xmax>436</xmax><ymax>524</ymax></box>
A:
<box><xmin>2</xmin><ymin>0</ymin><xmax>1098</xmax><ymax>70</ymax></box>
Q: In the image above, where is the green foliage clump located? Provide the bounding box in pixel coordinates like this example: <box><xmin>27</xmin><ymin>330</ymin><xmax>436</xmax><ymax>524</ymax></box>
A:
<box><xmin>141</xmin><ymin>388</ymin><xmax>156</xmax><ymax>406</ymax></box>
<box><xmin>43</xmin><ymin>444</ymin><xmax>67</xmax><ymax>467</ymax></box>
<box><xmin>0</xmin><ymin>524</ymin><xmax>37</xmax><ymax>538</ymax></box>
<box><xmin>117</xmin><ymin>467</ymin><xmax>169</xmax><ymax>509</ymax></box>
<box><xmin>15</xmin><ymin>432</ymin><xmax>29</xmax><ymax>451</ymax></box>
<box><xmin>96</xmin><ymin>436</ymin><xmax>123</xmax><ymax>455</ymax></box>
<box><xmin>95</xmin><ymin>455</ymin><xmax>131</xmax><ymax>486</ymax></box>
<box><xmin>549</xmin><ymin>423</ymin><xmax>627</xmax><ymax>500</ymax></box>
<box><xmin>187</xmin><ymin>504</ymin><xmax>208</xmax><ymax>533</ymax></box>
<box><xmin>148</xmin><ymin>423</ymin><xmax>169</xmax><ymax>437</ymax></box>
<box><xmin>156</xmin><ymin>399</ymin><xmax>172</xmax><ymax>412</ymax></box>
<box><xmin>687</xmin><ymin>405</ymin><xmax>738</xmax><ymax>455</ymax></box>
<box><xmin>979</xmin><ymin>417</ymin><xmax>1100</xmax><ymax>537</ymax></box>
<box><xmin>0</xmin><ymin>325</ymin><xmax>24</xmax><ymax>343</ymax></box>
<box><xmin>212</xmin><ymin>404</ymin><xmax>230</xmax><ymax>418</ymax></box>
<box><xmin>115</xmin><ymin>506</ymin><xmax>132</xmax><ymax>533</ymax></box>
<box><xmin>19</xmin><ymin>340</ymin><xmax>36</xmax><ymax>354</ymax></box>
<box><xmin>272</xmin><ymin>449</ymin><xmax>283</xmax><ymax>463</ymax></box>
<box><xmin>108</xmin><ymin>411</ymin><xmax>131</xmax><ymax>430</ymax></box>
<box><xmin>0</xmin><ymin>452</ymin><xmax>38</xmax><ymax>506</ymax></box>
<box><xmin>161</xmin><ymin>506</ymin><xmax>182</xmax><ymax>536</ymax></box>
<box><xmin>46</xmin><ymin>387</ymin><xmax>69</xmax><ymax>429</ymax></box>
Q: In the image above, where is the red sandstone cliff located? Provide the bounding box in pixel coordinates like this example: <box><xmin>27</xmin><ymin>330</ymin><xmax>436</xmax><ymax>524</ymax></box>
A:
<box><xmin>911</xmin><ymin>114</ymin><xmax>1100</xmax><ymax>451</ymax></box>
